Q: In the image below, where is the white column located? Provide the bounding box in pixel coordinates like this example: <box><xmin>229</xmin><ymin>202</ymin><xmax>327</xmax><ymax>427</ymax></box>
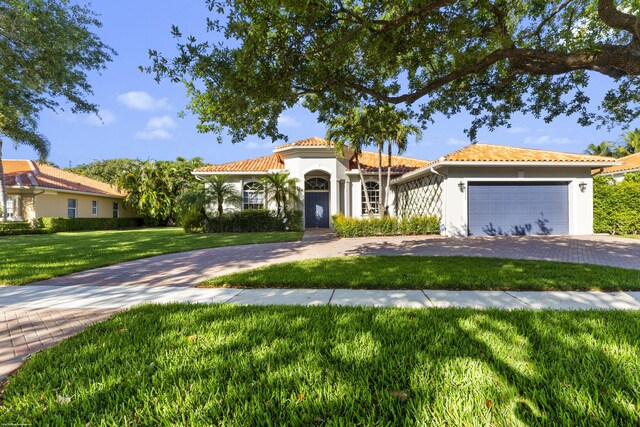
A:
<box><xmin>330</xmin><ymin>178</ymin><xmax>340</xmax><ymax>217</ymax></box>
<box><xmin>345</xmin><ymin>178</ymin><xmax>351</xmax><ymax>217</ymax></box>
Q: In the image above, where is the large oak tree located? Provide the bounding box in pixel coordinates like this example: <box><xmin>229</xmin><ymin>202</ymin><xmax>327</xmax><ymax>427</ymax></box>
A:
<box><xmin>0</xmin><ymin>0</ymin><xmax>114</xmax><ymax>220</ymax></box>
<box><xmin>148</xmin><ymin>0</ymin><xmax>640</xmax><ymax>144</ymax></box>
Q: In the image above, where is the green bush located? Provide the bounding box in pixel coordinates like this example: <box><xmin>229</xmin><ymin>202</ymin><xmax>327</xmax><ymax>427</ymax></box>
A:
<box><xmin>37</xmin><ymin>217</ymin><xmax>144</xmax><ymax>232</ymax></box>
<box><xmin>593</xmin><ymin>175</ymin><xmax>640</xmax><ymax>235</ymax></box>
<box><xmin>0</xmin><ymin>221</ymin><xmax>45</xmax><ymax>236</ymax></box>
<box><xmin>205</xmin><ymin>210</ymin><xmax>303</xmax><ymax>233</ymax></box>
<box><xmin>332</xmin><ymin>214</ymin><xmax>441</xmax><ymax>237</ymax></box>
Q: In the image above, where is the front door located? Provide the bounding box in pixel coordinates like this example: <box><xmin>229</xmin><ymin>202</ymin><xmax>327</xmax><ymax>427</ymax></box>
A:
<box><xmin>305</xmin><ymin>192</ymin><xmax>330</xmax><ymax>228</ymax></box>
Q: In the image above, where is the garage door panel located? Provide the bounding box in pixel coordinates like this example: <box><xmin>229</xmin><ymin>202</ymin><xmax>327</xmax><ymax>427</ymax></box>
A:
<box><xmin>468</xmin><ymin>182</ymin><xmax>569</xmax><ymax>236</ymax></box>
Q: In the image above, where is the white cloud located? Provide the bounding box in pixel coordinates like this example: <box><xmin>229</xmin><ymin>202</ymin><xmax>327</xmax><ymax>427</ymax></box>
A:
<box><xmin>506</xmin><ymin>126</ymin><xmax>528</xmax><ymax>134</ymax></box>
<box><xmin>446</xmin><ymin>137</ymin><xmax>467</xmax><ymax>146</ymax></box>
<box><xmin>278</xmin><ymin>114</ymin><xmax>301</xmax><ymax>128</ymax></box>
<box><xmin>117</xmin><ymin>91</ymin><xmax>171</xmax><ymax>111</ymax></box>
<box><xmin>135</xmin><ymin>129</ymin><xmax>173</xmax><ymax>140</ymax></box>
<box><xmin>85</xmin><ymin>109</ymin><xmax>116</xmax><ymax>126</ymax></box>
<box><xmin>146</xmin><ymin>115</ymin><xmax>178</xmax><ymax>130</ymax></box>
<box><xmin>524</xmin><ymin>135</ymin><xmax>573</xmax><ymax>146</ymax></box>
<box><xmin>134</xmin><ymin>115</ymin><xmax>178</xmax><ymax>140</ymax></box>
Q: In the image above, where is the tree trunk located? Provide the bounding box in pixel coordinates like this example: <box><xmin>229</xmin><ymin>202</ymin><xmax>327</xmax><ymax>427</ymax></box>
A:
<box><xmin>0</xmin><ymin>140</ymin><xmax>7</xmax><ymax>222</ymax></box>
<box><xmin>385</xmin><ymin>139</ymin><xmax>392</xmax><ymax>216</ymax></box>
<box><xmin>355</xmin><ymin>152</ymin><xmax>374</xmax><ymax>218</ymax></box>
<box><xmin>377</xmin><ymin>144</ymin><xmax>384</xmax><ymax>215</ymax></box>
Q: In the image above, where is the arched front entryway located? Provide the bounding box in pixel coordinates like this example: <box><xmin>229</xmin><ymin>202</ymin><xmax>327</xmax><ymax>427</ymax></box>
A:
<box><xmin>304</xmin><ymin>174</ymin><xmax>330</xmax><ymax>228</ymax></box>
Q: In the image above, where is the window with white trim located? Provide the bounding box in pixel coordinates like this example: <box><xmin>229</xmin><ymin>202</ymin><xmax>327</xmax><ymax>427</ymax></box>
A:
<box><xmin>243</xmin><ymin>182</ymin><xmax>264</xmax><ymax>210</ymax></box>
<box><xmin>67</xmin><ymin>199</ymin><xmax>77</xmax><ymax>218</ymax></box>
<box><xmin>92</xmin><ymin>200</ymin><xmax>98</xmax><ymax>216</ymax></box>
<box><xmin>112</xmin><ymin>202</ymin><xmax>119</xmax><ymax>218</ymax></box>
<box><xmin>362</xmin><ymin>181</ymin><xmax>380</xmax><ymax>215</ymax></box>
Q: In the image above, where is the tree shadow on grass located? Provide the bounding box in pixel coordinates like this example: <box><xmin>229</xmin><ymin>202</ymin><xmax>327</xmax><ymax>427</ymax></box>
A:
<box><xmin>1</xmin><ymin>305</ymin><xmax>639</xmax><ymax>426</ymax></box>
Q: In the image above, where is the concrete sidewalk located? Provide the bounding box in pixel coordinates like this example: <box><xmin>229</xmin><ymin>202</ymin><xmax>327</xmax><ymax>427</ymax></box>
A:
<box><xmin>2</xmin><ymin>285</ymin><xmax>640</xmax><ymax>310</ymax></box>
<box><xmin>2</xmin><ymin>286</ymin><xmax>640</xmax><ymax>380</ymax></box>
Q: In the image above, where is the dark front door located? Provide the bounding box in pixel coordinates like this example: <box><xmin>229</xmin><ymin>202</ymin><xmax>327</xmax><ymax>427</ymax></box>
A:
<box><xmin>305</xmin><ymin>192</ymin><xmax>330</xmax><ymax>228</ymax></box>
<box><xmin>468</xmin><ymin>182</ymin><xmax>569</xmax><ymax>236</ymax></box>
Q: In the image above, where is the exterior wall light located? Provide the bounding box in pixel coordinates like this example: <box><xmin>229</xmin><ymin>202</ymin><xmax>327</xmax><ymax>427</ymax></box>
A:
<box><xmin>458</xmin><ymin>181</ymin><xmax>466</xmax><ymax>192</ymax></box>
<box><xmin>579</xmin><ymin>182</ymin><xmax>587</xmax><ymax>192</ymax></box>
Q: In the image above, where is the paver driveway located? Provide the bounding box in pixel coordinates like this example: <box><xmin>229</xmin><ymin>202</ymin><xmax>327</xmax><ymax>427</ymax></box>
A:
<box><xmin>2</xmin><ymin>233</ymin><xmax>639</xmax><ymax>381</ymax></box>
<box><xmin>29</xmin><ymin>234</ymin><xmax>640</xmax><ymax>287</ymax></box>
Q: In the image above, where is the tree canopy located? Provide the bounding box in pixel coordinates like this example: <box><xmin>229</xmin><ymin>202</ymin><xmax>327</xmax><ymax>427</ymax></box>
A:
<box><xmin>149</xmin><ymin>0</ymin><xmax>640</xmax><ymax>144</ymax></box>
<box><xmin>0</xmin><ymin>0</ymin><xmax>115</xmax><ymax>152</ymax></box>
<box><xmin>67</xmin><ymin>159</ymin><xmax>140</xmax><ymax>185</ymax></box>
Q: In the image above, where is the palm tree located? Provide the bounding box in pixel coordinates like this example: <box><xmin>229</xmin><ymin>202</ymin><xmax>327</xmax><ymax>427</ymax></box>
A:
<box><xmin>327</xmin><ymin>108</ymin><xmax>375</xmax><ymax>217</ymax></box>
<box><xmin>260</xmin><ymin>172</ymin><xmax>301</xmax><ymax>215</ymax></box>
<box><xmin>204</xmin><ymin>174</ymin><xmax>242</xmax><ymax>218</ymax></box>
<box><xmin>584</xmin><ymin>141</ymin><xmax>616</xmax><ymax>157</ymax></box>
<box><xmin>384</xmin><ymin>119</ymin><xmax>422</xmax><ymax>214</ymax></box>
<box><xmin>620</xmin><ymin>129</ymin><xmax>640</xmax><ymax>156</ymax></box>
<box><xmin>1</xmin><ymin>132</ymin><xmax>49</xmax><ymax>221</ymax></box>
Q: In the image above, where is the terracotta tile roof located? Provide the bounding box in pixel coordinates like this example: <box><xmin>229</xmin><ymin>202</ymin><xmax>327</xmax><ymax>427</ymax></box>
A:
<box><xmin>274</xmin><ymin>136</ymin><xmax>334</xmax><ymax>151</ymax></box>
<box><xmin>443</xmin><ymin>143</ymin><xmax>617</xmax><ymax>163</ymax></box>
<box><xmin>194</xmin><ymin>154</ymin><xmax>284</xmax><ymax>173</ymax></box>
<box><xmin>350</xmin><ymin>150</ymin><xmax>431</xmax><ymax>173</ymax></box>
<box><xmin>601</xmin><ymin>152</ymin><xmax>640</xmax><ymax>174</ymax></box>
<box><xmin>3</xmin><ymin>160</ymin><xmax>124</xmax><ymax>197</ymax></box>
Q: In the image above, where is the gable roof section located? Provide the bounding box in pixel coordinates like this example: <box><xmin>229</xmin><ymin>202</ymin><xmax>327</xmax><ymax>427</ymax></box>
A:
<box><xmin>194</xmin><ymin>154</ymin><xmax>285</xmax><ymax>173</ymax></box>
<box><xmin>601</xmin><ymin>152</ymin><xmax>640</xmax><ymax>175</ymax></box>
<box><xmin>393</xmin><ymin>143</ymin><xmax>619</xmax><ymax>184</ymax></box>
<box><xmin>443</xmin><ymin>143</ymin><xmax>616</xmax><ymax>163</ymax></box>
<box><xmin>3</xmin><ymin>160</ymin><xmax>124</xmax><ymax>197</ymax></box>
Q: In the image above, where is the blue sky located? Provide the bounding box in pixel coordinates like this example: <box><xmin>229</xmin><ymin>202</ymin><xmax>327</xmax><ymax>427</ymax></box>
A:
<box><xmin>7</xmin><ymin>1</ymin><xmax>637</xmax><ymax>167</ymax></box>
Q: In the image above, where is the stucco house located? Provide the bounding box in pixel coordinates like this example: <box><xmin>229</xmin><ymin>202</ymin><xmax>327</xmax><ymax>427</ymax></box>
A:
<box><xmin>599</xmin><ymin>152</ymin><xmax>640</xmax><ymax>181</ymax></box>
<box><xmin>2</xmin><ymin>160</ymin><xmax>136</xmax><ymax>223</ymax></box>
<box><xmin>192</xmin><ymin>137</ymin><xmax>617</xmax><ymax>236</ymax></box>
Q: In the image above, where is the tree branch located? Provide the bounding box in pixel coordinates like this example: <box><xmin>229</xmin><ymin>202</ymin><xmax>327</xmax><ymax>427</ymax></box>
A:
<box><xmin>598</xmin><ymin>0</ymin><xmax>640</xmax><ymax>41</ymax></box>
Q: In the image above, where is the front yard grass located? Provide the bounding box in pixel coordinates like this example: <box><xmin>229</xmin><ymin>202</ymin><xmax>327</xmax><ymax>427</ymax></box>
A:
<box><xmin>202</xmin><ymin>256</ymin><xmax>640</xmax><ymax>291</ymax></box>
<box><xmin>0</xmin><ymin>228</ymin><xmax>302</xmax><ymax>285</ymax></box>
<box><xmin>1</xmin><ymin>304</ymin><xmax>639</xmax><ymax>425</ymax></box>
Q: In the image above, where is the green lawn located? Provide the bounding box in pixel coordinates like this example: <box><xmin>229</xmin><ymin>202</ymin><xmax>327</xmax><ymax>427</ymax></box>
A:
<box><xmin>623</xmin><ymin>235</ymin><xmax>640</xmax><ymax>239</ymax></box>
<box><xmin>202</xmin><ymin>256</ymin><xmax>640</xmax><ymax>291</ymax></box>
<box><xmin>1</xmin><ymin>304</ymin><xmax>639</xmax><ymax>425</ymax></box>
<box><xmin>0</xmin><ymin>228</ymin><xmax>302</xmax><ymax>285</ymax></box>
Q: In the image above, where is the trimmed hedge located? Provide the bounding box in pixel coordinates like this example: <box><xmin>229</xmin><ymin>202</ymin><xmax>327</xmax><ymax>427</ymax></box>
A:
<box><xmin>205</xmin><ymin>210</ymin><xmax>303</xmax><ymax>233</ymax></box>
<box><xmin>0</xmin><ymin>221</ymin><xmax>45</xmax><ymax>236</ymax></box>
<box><xmin>332</xmin><ymin>214</ymin><xmax>441</xmax><ymax>237</ymax></box>
<box><xmin>37</xmin><ymin>217</ymin><xmax>144</xmax><ymax>233</ymax></box>
<box><xmin>593</xmin><ymin>176</ymin><xmax>640</xmax><ymax>235</ymax></box>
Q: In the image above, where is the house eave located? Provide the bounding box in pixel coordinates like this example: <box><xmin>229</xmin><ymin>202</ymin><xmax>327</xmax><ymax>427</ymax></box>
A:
<box><xmin>7</xmin><ymin>185</ymin><xmax>125</xmax><ymax>198</ymax></box>
<box><xmin>391</xmin><ymin>160</ymin><xmax>621</xmax><ymax>185</ymax></box>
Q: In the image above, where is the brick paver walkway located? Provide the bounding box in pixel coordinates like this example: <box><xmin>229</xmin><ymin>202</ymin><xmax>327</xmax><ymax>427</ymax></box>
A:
<box><xmin>0</xmin><ymin>308</ymin><xmax>117</xmax><ymax>380</ymax></box>
<box><xmin>29</xmin><ymin>234</ymin><xmax>640</xmax><ymax>288</ymax></box>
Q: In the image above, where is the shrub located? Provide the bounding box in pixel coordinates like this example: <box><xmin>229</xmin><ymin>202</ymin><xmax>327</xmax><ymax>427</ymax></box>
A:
<box><xmin>593</xmin><ymin>176</ymin><xmax>640</xmax><ymax>235</ymax></box>
<box><xmin>0</xmin><ymin>221</ymin><xmax>45</xmax><ymax>236</ymax></box>
<box><xmin>37</xmin><ymin>217</ymin><xmax>144</xmax><ymax>232</ymax></box>
<box><xmin>332</xmin><ymin>214</ymin><xmax>440</xmax><ymax>237</ymax></box>
<box><xmin>205</xmin><ymin>210</ymin><xmax>303</xmax><ymax>233</ymax></box>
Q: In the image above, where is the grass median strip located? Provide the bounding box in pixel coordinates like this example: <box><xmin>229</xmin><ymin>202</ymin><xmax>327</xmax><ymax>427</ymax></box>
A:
<box><xmin>201</xmin><ymin>256</ymin><xmax>640</xmax><ymax>291</ymax></box>
<box><xmin>1</xmin><ymin>304</ymin><xmax>639</xmax><ymax>425</ymax></box>
<box><xmin>0</xmin><ymin>228</ymin><xmax>302</xmax><ymax>285</ymax></box>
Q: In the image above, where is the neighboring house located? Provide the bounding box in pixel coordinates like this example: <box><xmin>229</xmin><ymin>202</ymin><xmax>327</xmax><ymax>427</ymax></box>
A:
<box><xmin>2</xmin><ymin>160</ymin><xmax>136</xmax><ymax>223</ymax></box>
<box><xmin>598</xmin><ymin>152</ymin><xmax>640</xmax><ymax>181</ymax></box>
<box><xmin>193</xmin><ymin>137</ymin><xmax>617</xmax><ymax>236</ymax></box>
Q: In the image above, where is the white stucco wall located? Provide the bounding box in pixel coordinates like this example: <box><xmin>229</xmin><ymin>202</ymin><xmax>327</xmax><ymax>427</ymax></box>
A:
<box><xmin>441</xmin><ymin>166</ymin><xmax>595</xmax><ymax>237</ymax></box>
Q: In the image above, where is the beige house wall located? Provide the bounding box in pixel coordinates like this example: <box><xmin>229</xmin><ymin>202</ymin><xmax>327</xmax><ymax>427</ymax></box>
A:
<box><xmin>6</xmin><ymin>189</ymin><xmax>136</xmax><ymax>221</ymax></box>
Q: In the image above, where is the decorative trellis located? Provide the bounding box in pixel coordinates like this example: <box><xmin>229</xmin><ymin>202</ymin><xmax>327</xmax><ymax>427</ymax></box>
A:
<box><xmin>395</xmin><ymin>174</ymin><xmax>443</xmax><ymax>219</ymax></box>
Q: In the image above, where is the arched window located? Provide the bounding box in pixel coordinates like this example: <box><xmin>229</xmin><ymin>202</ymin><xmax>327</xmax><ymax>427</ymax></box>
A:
<box><xmin>362</xmin><ymin>181</ymin><xmax>380</xmax><ymax>215</ymax></box>
<box><xmin>243</xmin><ymin>182</ymin><xmax>264</xmax><ymax>210</ymax></box>
<box><xmin>305</xmin><ymin>177</ymin><xmax>329</xmax><ymax>191</ymax></box>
